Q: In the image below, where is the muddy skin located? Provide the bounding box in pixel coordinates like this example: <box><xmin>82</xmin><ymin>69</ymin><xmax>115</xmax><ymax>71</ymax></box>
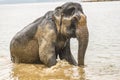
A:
<box><xmin>54</xmin><ymin>2</ymin><xmax>89</xmax><ymax>66</ymax></box>
<box><xmin>10</xmin><ymin>2</ymin><xmax>88</xmax><ymax>67</ymax></box>
<box><xmin>10</xmin><ymin>11</ymin><xmax>57</xmax><ymax>67</ymax></box>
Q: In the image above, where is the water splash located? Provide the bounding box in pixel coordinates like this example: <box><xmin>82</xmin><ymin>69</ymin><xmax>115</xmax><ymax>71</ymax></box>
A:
<box><xmin>11</xmin><ymin>60</ymin><xmax>85</xmax><ymax>80</ymax></box>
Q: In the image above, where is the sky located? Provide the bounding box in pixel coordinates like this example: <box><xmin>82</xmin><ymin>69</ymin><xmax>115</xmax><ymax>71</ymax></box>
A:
<box><xmin>0</xmin><ymin>0</ymin><xmax>81</xmax><ymax>4</ymax></box>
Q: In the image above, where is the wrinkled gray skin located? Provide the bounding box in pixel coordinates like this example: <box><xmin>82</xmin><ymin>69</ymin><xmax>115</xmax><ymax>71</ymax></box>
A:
<box><xmin>10</xmin><ymin>11</ymin><xmax>57</xmax><ymax>67</ymax></box>
<box><xmin>54</xmin><ymin>2</ymin><xmax>89</xmax><ymax>66</ymax></box>
<box><xmin>10</xmin><ymin>2</ymin><xmax>88</xmax><ymax>67</ymax></box>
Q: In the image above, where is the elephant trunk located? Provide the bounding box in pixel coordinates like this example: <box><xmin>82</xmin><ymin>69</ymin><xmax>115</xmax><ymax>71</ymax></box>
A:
<box><xmin>76</xmin><ymin>13</ymin><xmax>89</xmax><ymax>66</ymax></box>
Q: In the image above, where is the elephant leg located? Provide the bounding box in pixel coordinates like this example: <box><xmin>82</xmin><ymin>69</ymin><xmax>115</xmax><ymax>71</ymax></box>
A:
<box><xmin>38</xmin><ymin>30</ymin><xmax>57</xmax><ymax>67</ymax></box>
<box><xmin>59</xmin><ymin>39</ymin><xmax>77</xmax><ymax>66</ymax></box>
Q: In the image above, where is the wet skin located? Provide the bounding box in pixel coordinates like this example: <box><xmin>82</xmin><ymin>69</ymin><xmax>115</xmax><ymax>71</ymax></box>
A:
<box><xmin>10</xmin><ymin>2</ymin><xmax>89</xmax><ymax>67</ymax></box>
<box><xmin>54</xmin><ymin>2</ymin><xmax>89</xmax><ymax>66</ymax></box>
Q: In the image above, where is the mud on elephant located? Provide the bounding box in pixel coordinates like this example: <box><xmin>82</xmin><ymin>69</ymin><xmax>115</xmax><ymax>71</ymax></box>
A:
<box><xmin>10</xmin><ymin>2</ymin><xmax>89</xmax><ymax>67</ymax></box>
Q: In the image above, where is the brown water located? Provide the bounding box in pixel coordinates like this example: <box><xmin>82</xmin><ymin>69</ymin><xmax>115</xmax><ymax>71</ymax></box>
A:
<box><xmin>0</xmin><ymin>1</ymin><xmax>120</xmax><ymax>80</ymax></box>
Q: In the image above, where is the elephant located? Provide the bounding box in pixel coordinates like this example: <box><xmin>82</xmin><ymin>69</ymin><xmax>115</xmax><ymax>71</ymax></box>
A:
<box><xmin>10</xmin><ymin>2</ymin><xmax>89</xmax><ymax>67</ymax></box>
<box><xmin>53</xmin><ymin>2</ymin><xmax>89</xmax><ymax>66</ymax></box>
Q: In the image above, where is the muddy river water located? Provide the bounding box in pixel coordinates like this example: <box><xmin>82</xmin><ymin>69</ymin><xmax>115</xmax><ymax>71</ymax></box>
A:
<box><xmin>0</xmin><ymin>1</ymin><xmax>120</xmax><ymax>80</ymax></box>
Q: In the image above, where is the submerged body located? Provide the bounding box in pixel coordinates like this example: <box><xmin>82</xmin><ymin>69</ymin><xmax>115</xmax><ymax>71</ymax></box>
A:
<box><xmin>10</xmin><ymin>11</ymin><xmax>77</xmax><ymax>67</ymax></box>
<box><xmin>10</xmin><ymin>2</ymin><xmax>89</xmax><ymax>67</ymax></box>
<box><xmin>10</xmin><ymin>11</ymin><xmax>57</xmax><ymax>66</ymax></box>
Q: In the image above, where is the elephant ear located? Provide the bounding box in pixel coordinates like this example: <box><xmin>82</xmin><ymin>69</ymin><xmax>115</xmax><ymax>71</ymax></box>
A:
<box><xmin>53</xmin><ymin>6</ymin><xmax>63</xmax><ymax>32</ymax></box>
<box><xmin>63</xmin><ymin>7</ymin><xmax>75</xmax><ymax>17</ymax></box>
<box><xmin>54</xmin><ymin>6</ymin><xmax>62</xmax><ymax>16</ymax></box>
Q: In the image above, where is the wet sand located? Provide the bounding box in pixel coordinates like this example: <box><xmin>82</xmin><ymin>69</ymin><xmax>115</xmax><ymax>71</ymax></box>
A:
<box><xmin>0</xmin><ymin>1</ymin><xmax>120</xmax><ymax>80</ymax></box>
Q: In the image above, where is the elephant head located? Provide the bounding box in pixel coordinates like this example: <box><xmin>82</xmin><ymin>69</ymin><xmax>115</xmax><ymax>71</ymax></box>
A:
<box><xmin>53</xmin><ymin>2</ymin><xmax>89</xmax><ymax>66</ymax></box>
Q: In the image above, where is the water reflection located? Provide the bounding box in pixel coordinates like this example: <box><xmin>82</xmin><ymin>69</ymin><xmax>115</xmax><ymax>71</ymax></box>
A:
<box><xmin>11</xmin><ymin>60</ymin><xmax>85</xmax><ymax>80</ymax></box>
